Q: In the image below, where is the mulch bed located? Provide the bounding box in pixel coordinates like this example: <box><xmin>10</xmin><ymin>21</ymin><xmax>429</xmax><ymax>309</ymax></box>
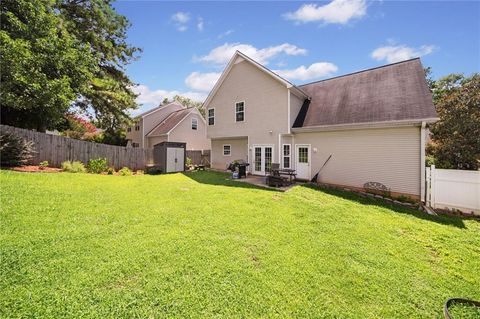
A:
<box><xmin>10</xmin><ymin>166</ymin><xmax>62</xmax><ymax>173</ymax></box>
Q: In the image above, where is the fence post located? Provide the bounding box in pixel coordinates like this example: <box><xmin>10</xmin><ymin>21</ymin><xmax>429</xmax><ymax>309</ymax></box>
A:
<box><xmin>430</xmin><ymin>165</ymin><xmax>436</xmax><ymax>209</ymax></box>
<box><xmin>425</xmin><ymin>166</ymin><xmax>430</xmax><ymax>206</ymax></box>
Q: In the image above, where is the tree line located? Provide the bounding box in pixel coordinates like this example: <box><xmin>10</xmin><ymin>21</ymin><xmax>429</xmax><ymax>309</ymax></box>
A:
<box><xmin>1</xmin><ymin>0</ymin><xmax>140</xmax><ymax>142</ymax></box>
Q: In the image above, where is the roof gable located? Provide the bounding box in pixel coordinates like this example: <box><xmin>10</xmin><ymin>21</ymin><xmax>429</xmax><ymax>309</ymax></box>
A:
<box><xmin>294</xmin><ymin>58</ymin><xmax>438</xmax><ymax>128</ymax></box>
<box><xmin>146</xmin><ymin>108</ymin><xmax>200</xmax><ymax>136</ymax></box>
<box><xmin>203</xmin><ymin>51</ymin><xmax>308</xmax><ymax>108</ymax></box>
<box><xmin>138</xmin><ymin>101</ymin><xmax>185</xmax><ymax>119</ymax></box>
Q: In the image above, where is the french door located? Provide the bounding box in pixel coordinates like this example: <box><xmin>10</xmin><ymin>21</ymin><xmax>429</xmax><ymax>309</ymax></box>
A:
<box><xmin>253</xmin><ymin>145</ymin><xmax>273</xmax><ymax>175</ymax></box>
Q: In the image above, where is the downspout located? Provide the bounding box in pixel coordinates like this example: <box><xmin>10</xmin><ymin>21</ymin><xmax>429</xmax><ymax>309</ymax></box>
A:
<box><xmin>420</xmin><ymin>121</ymin><xmax>426</xmax><ymax>203</ymax></box>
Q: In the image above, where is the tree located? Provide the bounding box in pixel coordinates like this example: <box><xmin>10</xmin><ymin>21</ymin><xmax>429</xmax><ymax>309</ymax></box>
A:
<box><xmin>58</xmin><ymin>0</ymin><xmax>141</xmax><ymax>130</ymax></box>
<box><xmin>1</xmin><ymin>0</ymin><xmax>140</xmax><ymax>133</ymax></box>
<box><xmin>173</xmin><ymin>95</ymin><xmax>205</xmax><ymax>117</ymax></box>
<box><xmin>427</xmin><ymin>74</ymin><xmax>480</xmax><ymax>170</ymax></box>
<box><xmin>0</xmin><ymin>0</ymin><xmax>96</xmax><ymax>131</ymax></box>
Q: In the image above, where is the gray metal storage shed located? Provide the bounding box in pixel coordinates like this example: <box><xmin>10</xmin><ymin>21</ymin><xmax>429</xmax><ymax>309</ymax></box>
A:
<box><xmin>153</xmin><ymin>142</ymin><xmax>186</xmax><ymax>173</ymax></box>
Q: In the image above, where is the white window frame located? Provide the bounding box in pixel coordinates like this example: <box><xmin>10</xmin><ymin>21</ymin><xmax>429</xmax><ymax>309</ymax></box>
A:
<box><xmin>223</xmin><ymin>144</ymin><xmax>231</xmax><ymax>156</ymax></box>
<box><xmin>191</xmin><ymin>117</ymin><xmax>198</xmax><ymax>130</ymax></box>
<box><xmin>282</xmin><ymin>144</ymin><xmax>291</xmax><ymax>169</ymax></box>
<box><xmin>235</xmin><ymin>101</ymin><xmax>245</xmax><ymax>122</ymax></box>
<box><xmin>208</xmin><ymin>108</ymin><xmax>215</xmax><ymax>126</ymax></box>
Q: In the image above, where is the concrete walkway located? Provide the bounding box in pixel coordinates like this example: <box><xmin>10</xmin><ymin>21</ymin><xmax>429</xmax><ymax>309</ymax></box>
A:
<box><xmin>230</xmin><ymin>174</ymin><xmax>296</xmax><ymax>191</ymax></box>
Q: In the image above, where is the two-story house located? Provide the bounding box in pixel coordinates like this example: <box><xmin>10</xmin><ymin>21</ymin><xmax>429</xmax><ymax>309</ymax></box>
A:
<box><xmin>126</xmin><ymin>101</ymin><xmax>210</xmax><ymax>151</ymax></box>
<box><xmin>205</xmin><ymin>51</ymin><xmax>438</xmax><ymax>200</ymax></box>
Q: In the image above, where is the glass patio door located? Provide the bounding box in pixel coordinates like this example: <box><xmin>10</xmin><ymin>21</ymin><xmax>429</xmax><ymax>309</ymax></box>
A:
<box><xmin>253</xmin><ymin>145</ymin><xmax>273</xmax><ymax>175</ymax></box>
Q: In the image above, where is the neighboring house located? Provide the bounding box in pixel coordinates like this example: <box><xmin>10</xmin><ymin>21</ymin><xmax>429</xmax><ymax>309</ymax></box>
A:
<box><xmin>126</xmin><ymin>101</ymin><xmax>210</xmax><ymax>150</ymax></box>
<box><xmin>205</xmin><ymin>51</ymin><xmax>438</xmax><ymax>200</ymax></box>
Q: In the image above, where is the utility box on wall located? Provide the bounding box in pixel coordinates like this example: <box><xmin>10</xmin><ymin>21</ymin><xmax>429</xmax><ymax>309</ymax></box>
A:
<box><xmin>153</xmin><ymin>142</ymin><xmax>186</xmax><ymax>173</ymax></box>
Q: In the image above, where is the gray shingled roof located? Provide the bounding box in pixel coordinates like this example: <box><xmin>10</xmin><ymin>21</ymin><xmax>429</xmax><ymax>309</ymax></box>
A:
<box><xmin>295</xmin><ymin>58</ymin><xmax>437</xmax><ymax>128</ymax></box>
<box><xmin>146</xmin><ymin>108</ymin><xmax>193</xmax><ymax>136</ymax></box>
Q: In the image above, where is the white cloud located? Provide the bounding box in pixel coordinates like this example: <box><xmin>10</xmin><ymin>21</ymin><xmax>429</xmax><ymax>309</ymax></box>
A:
<box><xmin>185</xmin><ymin>72</ymin><xmax>221</xmax><ymax>92</ymax></box>
<box><xmin>196</xmin><ymin>42</ymin><xmax>307</xmax><ymax>66</ymax></box>
<box><xmin>284</xmin><ymin>0</ymin><xmax>367</xmax><ymax>25</ymax></box>
<box><xmin>217</xmin><ymin>29</ymin><xmax>234</xmax><ymax>39</ymax></box>
<box><xmin>171</xmin><ymin>12</ymin><xmax>190</xmax><ymax>31</ymax></box>
<box><xmin>197</xmin><ymin>17</ymin><xmax>204</xmax><ymax>31</ymax></box>
<box><xmin>171</xmin><ymin>12</ymin><xmax>190</xmax><ymax>24</ymax></box>
<box><xmin>371</xmin><ymin>44</ymin><xmax>436</xmax><ymax>63</ymax></box>
<box><xmin>132</xmin><ymin>84</ymin><xmax>207</xmax><ymax>114</ymax></box>
<box><xmin>274</xmin><ymin>62</ymin><xmax>338</xmax><ymax>81</ymax></box>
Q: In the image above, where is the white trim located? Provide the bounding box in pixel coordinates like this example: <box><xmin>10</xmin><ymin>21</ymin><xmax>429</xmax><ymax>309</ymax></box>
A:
<box><xmin>191</xmin><ymin>117</ymin><xmax>198</xmax><ymax>130</ymax></box>
<box><xmin>207</xmin><ymin>107</ymin><xmax>215</xmax><ymax>126</ymax></box>
<box><xmin>420</xmin><ymin>121</ymin><xmax>426</xmax><ymax>203</ymax></box>
<box><xmin>295</xmin><ymin>144</ymin><xmax>311</xmax><ymax>180</ymax></box>
<box><xmin>287</xmin><ymin>89</ymin><xmax>291</xmax><ymax>134</ymax></box>
<box><xmin>292</xmin><ymin>118</ymin><xmax>440</xmax><ymax>133</ymax></box>
<box><xmin>141</xmin><ymin>120</ymin><xmax>145</xmax><ymax>148</ymax></box>
<box><xmin>282</xmin><ymin>144</ymin><xmax>291</xmax><ymax>169</ymax></box>
<box><xmin>223</xmin><ymin>144</ymin><xmax>232</xmax><ymax>156</ymax></box>
<box><xmin>203</xmin><ymin>51</ymin><xmax>308</xmax><ymax>109</ymax></box>
<box><xmin>252</xmin><ymin>144</ymin><xmax>275</xmax><ymax>175</ymax></box>
<box><xmin>278</xmin><ymin>133</ymin><xmax>281</xmax><ymax>164</ymax></box>
<box><xmin>235</xmin><ymin>101</ymin><xmax>245</xmax><ymax>123</ymax></box>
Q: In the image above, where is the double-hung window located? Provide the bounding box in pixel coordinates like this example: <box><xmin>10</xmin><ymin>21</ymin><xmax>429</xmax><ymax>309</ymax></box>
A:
<box><xmin>235</xmin><ymin>102</ymin><xmax>245</xmax><ymax>122</ymax></box>
<box><xmin>223</xmin><ymin>145</ymin><xmax>231</xmax><ymax>156</ymax></box>
<box><xmin>191</xmin><ymin>118</ymin><xmax>198</xmax><ymax>130</ymax></box>
<box><xmin>283</xmin><ymin>144</ymin><xmax>291</xmax><ymax>169</ymax></box>
<box><xmin>208</xmin><ymin>108</ymin><xmax>215</xmax><ymax>125</ymax></box>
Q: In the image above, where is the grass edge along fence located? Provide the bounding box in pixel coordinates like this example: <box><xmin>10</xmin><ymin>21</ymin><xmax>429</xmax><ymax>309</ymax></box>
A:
<box><xmin>0</xmin><ymin>125</ymin><xmax>152</xmax><ymax>170</ymax></box>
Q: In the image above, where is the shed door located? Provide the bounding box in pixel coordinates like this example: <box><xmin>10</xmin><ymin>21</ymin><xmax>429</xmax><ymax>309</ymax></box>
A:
<box><xmin>166</xmin><ymin>147</ymin><xmax>185</xmax><ymax>173</ymax></box>
<box><xmin>175</xmin><ymin>148</ymin><xmax>184</xmax><ymax>172</ymax></box>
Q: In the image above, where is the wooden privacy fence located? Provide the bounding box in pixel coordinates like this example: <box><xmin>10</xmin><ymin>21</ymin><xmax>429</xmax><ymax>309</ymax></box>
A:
<box><xmin>1</xmin><ymin>125</ymin><xmax>153</xmax><ymax>170</ymax></box>
<box><xmin>186</xmin><ymin>150</ymin><xmax>210</xmax><ymax>166</ymax></box>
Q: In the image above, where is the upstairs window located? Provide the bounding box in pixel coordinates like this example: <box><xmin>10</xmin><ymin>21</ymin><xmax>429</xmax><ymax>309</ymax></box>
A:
<box><xmin>134</xmin><ymin>122</ymin><xmax>140</xmax><ymax>131</ymax></box>
<box><xmin>223</xmin><ymin>144</ymin><xmax>231</xmax><ymax>156</ymax></box>
<box><xmin>191</xmin><ymin>118</ymin><xmax>198</xmax><ymax>130</ymax></box>
<box><xmin>208</xmin><ymin>108</ymin><xmax>215</xmax><ymax>126</ymax></box>
<box><xmin>127</xmin><ymin>127</ymin><xmax>131</xmax><ymax>132</ymax></box>
<box><xmin>235</xmin><ymin>102</ymin><xmax>245</xmax><ymax>122</ymax></box>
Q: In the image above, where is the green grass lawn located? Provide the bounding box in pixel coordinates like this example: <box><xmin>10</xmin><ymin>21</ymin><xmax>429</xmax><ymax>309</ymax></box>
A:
<box><xmin>1</xmin><ymin>170</ymin><xmax>479</xmax><ymax>318</ymax></box>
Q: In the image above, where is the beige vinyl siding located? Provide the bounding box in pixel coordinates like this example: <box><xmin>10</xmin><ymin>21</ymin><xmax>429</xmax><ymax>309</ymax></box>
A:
<box><xmin>147</xmin><ymin>135</ymin><xmax>168</xmax><ymax>148</ymax></box>
<box><xmin>168</xmin><ymin>111</ymin><xmax>211</xmax><ymax>150</ymax></box>
<box><xmin>211</xmin><ymin>138</ymin><xmax>247</xmax><ymax>170</ymax></box>
<box><xmin>206</xmin><ymin>59</ymin><xmax>289</xmax><ymax>146</ymax></box>
<box><xmin>143</xmin><ymin>103</ymin><xmax>184</xmax><ymax>135</ymax></box>
<box><xmin>125</xmin><ymin>119</ymin><xmax>143</xmax><ymax>147</ymax></box>
<box><xmin>295</xmin><ymin>126</ymin><xmax>421</xmax><ymax>196</ymax></box>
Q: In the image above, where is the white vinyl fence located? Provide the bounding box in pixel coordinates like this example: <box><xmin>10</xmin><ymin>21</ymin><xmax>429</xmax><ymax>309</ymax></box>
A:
<box><xmin>426</xmin><ymin>165</ymin><xmax>480</xmax><ymax>215</ymax></box>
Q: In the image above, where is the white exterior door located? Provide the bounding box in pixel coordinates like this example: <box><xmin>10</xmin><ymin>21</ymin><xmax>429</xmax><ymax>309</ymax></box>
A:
<box><xmin>166</xmin><ymin>147</ymin><xmax>184</xmax><ymax>173</ymax></box>
<box><xmin>252</xmin><ymin>145</ymin><xmax>273</xmax><ymax>175</ymax></box>
<box><xmin>295</xmin><ymin>145</ymin><xmax>310</xmax><ymax>180</ymax></box>
<box><xmin>175</xmin><ymin>148</ymin><xmax>184</xmax><ymax>171</ymax></box>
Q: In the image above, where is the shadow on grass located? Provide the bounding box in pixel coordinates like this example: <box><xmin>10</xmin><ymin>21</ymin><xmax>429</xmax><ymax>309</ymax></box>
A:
<box><xmin>182</xmin><ymin>170</ymin><xmax>279</xmax><ymax>192</ymax></box>
<box><xmin>300</xmin><ymin>183</ymin><xmax>468</xmax><ymax>229</ymax></box>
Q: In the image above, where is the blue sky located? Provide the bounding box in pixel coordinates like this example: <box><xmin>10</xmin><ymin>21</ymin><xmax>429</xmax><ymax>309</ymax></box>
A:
<box><xmin>114</xmin><ymin>0</ymin><xmax>480</xmax><ymax>113</ymax></box>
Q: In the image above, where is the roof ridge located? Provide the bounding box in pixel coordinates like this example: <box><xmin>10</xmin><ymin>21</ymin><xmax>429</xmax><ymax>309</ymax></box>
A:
<box><xmin>145</xmin><ymin>107</ymin><xmax>193</xmax><ymax>136</ymax></box>
<box><xmin>299</xmin><ymin>58</ymin><xmax>421</xmax><ymax>87</ymax></box>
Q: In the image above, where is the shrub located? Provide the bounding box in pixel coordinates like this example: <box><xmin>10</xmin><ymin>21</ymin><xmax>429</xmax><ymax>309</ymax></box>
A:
<box><xmin>107</xmin><ymin>167</ymin><xmax>115</xmax><ymax>175</ymax></box>
<box><xmin>186</xmin><ymin>157</ymin><xmax>193</xmax><ymax>168</ymax></box>
<box><xmin>0</xmin><ymin>132</ymin><xmax>36</xmax><ymax>167</ymax></box>
<box><xmin>118</xmin><ymin>167</ymin><xmax>132</xmax><ymax>176</ymax></box>
<box><xmin>86</xmin><ymin>158</ymin><xmax>108</xmax><ymax>174</ymax></box>
<box><xmin>145</xmin><ymin>166</ymin><xmax>162</xmax><ymax>175</ymax></box>
<box><xmin>61</xmin><ymin>161</ymin><xmax>86</xmax><ymax>173</ymax></box>
<box><xmin>39</xmin><ymin>161</ymin><xmax>49</xmax><ymax>170</ymax></box>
